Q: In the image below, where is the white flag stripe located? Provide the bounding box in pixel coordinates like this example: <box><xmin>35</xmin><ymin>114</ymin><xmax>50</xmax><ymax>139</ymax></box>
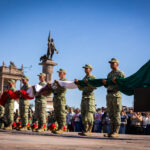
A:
<box><xmin>57</xmin><ymin>81</ymin><xmax>77</xmax><ymax>89</ymax></box>
<box><xmin>26</xmin><ymin>80</ymin><xmax>77</xmax><ymax>97</ymax></box>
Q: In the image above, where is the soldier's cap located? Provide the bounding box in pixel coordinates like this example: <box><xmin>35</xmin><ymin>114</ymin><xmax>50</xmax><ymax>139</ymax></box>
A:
<box><xmin>8</xmin><ymin>79</ymin><xmax>15</xmax><ymax>84</ymax></box>
<box><xmin>109</xmin><ymin>58</ymin><xmax>119</xmax><ymax>64</ymax></box>
<box><xmin>82</xmin><ymin>64</ymin><xmax>93</xmax><ymax>69</ymax></box>
<box><xmin>37</xmin><ymin>73</ymin><xmax>46</xmax><ymax>77</ymax></box>
<box><xmin>22</xmin><ymin>75</ymin><xmax>29</xmax><ymax>81</ymax></box>
<box><xmin>57</xmin><ymin>69</ymin><xmax>66</xmax><ymax>74</ymax></box>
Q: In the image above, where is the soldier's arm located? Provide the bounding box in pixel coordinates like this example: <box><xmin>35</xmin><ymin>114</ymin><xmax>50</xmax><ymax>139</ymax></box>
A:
<box><xmin>120</xmin><ymin>71</ymin><xmax>125</xmax><ymax>78</ymax></box>
<box><xmin>115</xmin><ymin>71</ymin><xmax>125</xmax><ymax>84</ymax></box>
<box><xmin>74</xmin><ymin>79</ymin><xmax>85</xmax><ymax>91</ymax></box>
<box><xmin>86</xmin><ymin>76</ymin><xmax>97</xmax><ymax>90</ymax></box>
<box><xmin>55</xmin><ymin>81</ymin><xmax>67</xmax><ymax>92</ymax></box>
<box><xmin>103</xmin><ymin>74</ymin><xmax>110</xmax><ymax>88</ymax></box>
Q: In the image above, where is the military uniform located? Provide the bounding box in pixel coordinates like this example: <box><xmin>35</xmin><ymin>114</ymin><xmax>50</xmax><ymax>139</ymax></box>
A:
<box><xmin>28</xmin><ymin>110</ymin><xmax>33</xmax><ymax>127</ymax></box>
<box><xmin>35</xmin><ymin>73</ymin><xmax>47</xmax><ymax>132</ymax></box>
<box><xmin>52</xmin><ymin>69</ymin><xmax>67</xmax><ymax>134</ymax></box>
<box><xmin>19</xmin><ymin>76</ymin><xmax>31</xmax><ymax>131</ymax></box>
<box><xmin>4</xmin><ymin>80</ymin><xmax>16</xmax><ymax>130</ymax></box>
<box><xmin>105</xmin><ymin>58</ymin><xmax>125</xmax><ymax>137</ymax></box>
<box><xmin>76</xmin><ymin>64</ymin><xmax>96</xmax><ymax>136</ymax></box>
<box><xmin>0</xmin><ymin>105</ymin><xmax>5</xmax><ymax>129</ymax></box>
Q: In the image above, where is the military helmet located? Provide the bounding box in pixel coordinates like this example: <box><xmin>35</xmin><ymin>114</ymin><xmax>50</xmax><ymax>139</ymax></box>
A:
<box><xmin>108</xmin><ymin>58</ymin><xmax>119</xmax><ymax>64</ymax></box>
<box><xmin>37</xmin><ymin>73</ymin><xmax>46</xmax><ymax>77</ymax></box>
<box><xmin>8</xmin><ymin>79</ymin><xmax>15</xmax><ymax>84</ymax></box>
<box><xmin>82</xmin><ymin>64</ymin><xmax>93</xmax><ymax>69</ymax></box>
<box><xmin>22</xmin><ymin>75</ymin><xmax>29</xmax><ymax>81</ymax></box>
<box><xmin>57</xmin><ymin>68</ymin><xmax>66</xmax><ymax>74</ymax></box>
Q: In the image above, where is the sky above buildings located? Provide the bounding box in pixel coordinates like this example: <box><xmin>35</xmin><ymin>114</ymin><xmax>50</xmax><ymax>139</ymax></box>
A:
<box><xmin>0</xmin><ymin>0</ymin><xmax>150</xmax><ymax>108</ymax></box>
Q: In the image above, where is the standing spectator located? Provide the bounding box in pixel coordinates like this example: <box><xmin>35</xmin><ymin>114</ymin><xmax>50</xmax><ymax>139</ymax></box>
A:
<box><xmin>142</xmin><ymin>113</ymin><xmax>149</xmax><ymax>135</ymax></box>
<box><xmin>147</xmin><ymin>113</ymin><xmax>150</xmax><ymax>135</ymax></box>
<box><xmin>126</xmin><ymin>109</ymin><xmax>133</xmax><ymax>134</ymax></box>
<box><xmin>94</xmin><ymin>109</ymin><xmax>102</xmax><ymax>133</ymax></box>
<box><xmin>130</xmin><ymin>112</ymin><xmax>143</xmax><ymax>134</ymax></box>
<box><xmin>101</xmin><ymin>111</ymin><xmax>110</xmax><ymax>134</ymax></box>
<box><xmin>66</xmin><ymin>107</ymin><xmax>75</xmax><ymax>132</ymax></box>
<box><xmin>73</xmin><ymin>108</ymin><xmax>82</xmax><ymax>132</ymax></box>
<box><xmin>119</xmin><ymin>111</ymin><xmax>128</xmax><ymax>134</ymax></box>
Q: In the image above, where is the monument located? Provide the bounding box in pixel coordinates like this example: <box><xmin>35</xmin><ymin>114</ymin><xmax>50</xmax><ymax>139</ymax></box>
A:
<box><xmin>0</xmin><ymin>61</ymin><xmax>24</xmax><ymax>95</ymax></box>
<box><xmin>39</xmin><ymin>32</ymin><xmax>58</xmax><ymax>111</ymax></box>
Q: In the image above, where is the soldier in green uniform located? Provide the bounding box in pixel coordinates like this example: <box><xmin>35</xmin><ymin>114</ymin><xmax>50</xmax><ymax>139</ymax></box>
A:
<box><xmin>52</xmin><ymin>69</ymin><xmax>67</xmax><ymax>134</ymax></box>
<box><xmin>4</xmin><ymin>79</ymin><xmax>16</xmax><ymax>130</ymax></box>
<box><xmin>19</xmin><ymin>76</ymin><xmax>31</xmax><ymax>131</ymax></box>
<box><xmin>102</xmin><ymin>58</ymin><xmax>125</xmax><ymax>138</ymax></box>
<box><xmin>35</xmin><ymin>73</ymin><xmax>47</xmax><ymax>132</ymax></box>
<box><xmin>28</xmin><ymin>109</ymin><xmax>33</xmax><ymax>130</ymax></box>
<box><xmin>75</xmin><ymin>64</ymin><xmax>97</xmax><ymax>136</ymax></box>
<box><xmin>0</xmin><ymin>105</ymin><xmax>5</xmax><ymax>129</ymax></box>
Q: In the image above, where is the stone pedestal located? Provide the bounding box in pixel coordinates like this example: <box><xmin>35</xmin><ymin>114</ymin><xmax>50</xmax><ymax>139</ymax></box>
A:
<box><xmin>39</xmin><ymin>59</ymin><xmax>57</xmax><ymax>111</ymax></box>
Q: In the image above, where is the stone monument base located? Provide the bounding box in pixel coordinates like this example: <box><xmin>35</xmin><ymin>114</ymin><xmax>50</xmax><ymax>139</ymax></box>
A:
<box><xmin>39</xmin><ymin>59</ymin><xmax>57</xmax><ymax>111</ymax></box>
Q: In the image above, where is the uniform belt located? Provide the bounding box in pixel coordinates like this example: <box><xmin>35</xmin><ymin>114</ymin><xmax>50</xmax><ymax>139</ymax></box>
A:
<box><xmin>54</xmin><ymin>93</ymin><xmax>65</xmax><ymax>97</ymax></box>
<box><xmin>83</xmin><ymin>91</ymin><xmax>93</xmax><ymax>95</ymax></box>
<box><xmin>107</xmin><ymin>90</ymin><xmax>118</xmax><ymax>93</ymax></box>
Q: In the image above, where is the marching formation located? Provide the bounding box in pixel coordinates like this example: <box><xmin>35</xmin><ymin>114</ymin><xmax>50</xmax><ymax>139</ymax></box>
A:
<box><xmin>0</xmin><ymin>57</ymin><xmax>142</xmax><ymax>138</ymax></box>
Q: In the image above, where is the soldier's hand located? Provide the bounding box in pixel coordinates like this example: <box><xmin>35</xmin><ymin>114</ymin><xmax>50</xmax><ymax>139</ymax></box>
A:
<box><xmin>54</xmin><ymin>80</ymin><xmax>59</xmax><ymax>84</ymax></box>
<box><xmin>47</xmin><ymin>83</ymin><xmax>52</xmax><ymax>88</ymax></box>
<box><xmin>74</xmin><ymin>79</ymin><xmax>78</xmax><ymax>84</ymax></box>
<box><xmin>112</xmin><ymin>77</ymin><xmax>117</xmax><ymax>84</ymax></box>
<box><xmin>4</xmin><ymin>89</ymin><xmax>8</xmax><ymax>92</ymax></box>
<box><xmin>102</xmin><ymin>80</ymin><xmax>107</xmax><ymax>85</ymax></box>
<box><xmin>84</xmin><ymin>79</ymin><xmax>88</xmax><ymax>84</ymax></box>
<box><xmin>17</xmin><ymin>90</ymin><xmax>21</xmax><ymax>95</ymax></box>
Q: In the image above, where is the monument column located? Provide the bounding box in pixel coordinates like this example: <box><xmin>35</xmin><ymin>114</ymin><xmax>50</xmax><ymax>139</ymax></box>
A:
<box><xmin>39</xmin><ymin>60</ymin><xmax>57</xmax><ymax>111</ymax></box>
<box><xmin>39</xmin><ymin>32</ymin><xmax>59</xmax><ymax>111</ymax></box>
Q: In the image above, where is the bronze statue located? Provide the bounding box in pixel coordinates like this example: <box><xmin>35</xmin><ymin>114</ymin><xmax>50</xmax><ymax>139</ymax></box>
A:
<box><xmin>40</xmin><ymin>32</ymin><xmax>59</xmax><ymax>62</ymax></box>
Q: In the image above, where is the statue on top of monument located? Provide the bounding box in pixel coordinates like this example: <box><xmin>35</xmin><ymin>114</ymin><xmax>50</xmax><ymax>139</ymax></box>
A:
<box><xmin>40</xmin><ymin>32</ymin><xmax>59</xmax><ymax>62</ymax></box>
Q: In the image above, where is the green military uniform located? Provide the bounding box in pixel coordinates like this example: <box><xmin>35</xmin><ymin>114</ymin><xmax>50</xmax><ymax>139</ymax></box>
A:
<box><xmin>52</xmin><ymin>69</ymin><xmax>67</xmax><ymax>134</ymax></box>
<box><xmin>0</xmin><ymin>105</ymin><xmax>5</xmax><ymax>129</ymax></box>
<box><xmin>105</xmin><ymin>58</ymin><xmax>125</xmax><ymax>137</ymax></box>
<box><xmin>19</xmin><ymin>76</ymin><xmax>31</xmax><ymax>130</ymax></box>
<box><xmin>4</xmin><ymin>79</ymin><xmax>16</xmax><ymax>130</ymax></box>
<box><xmin>28</xmin><ymin>110</ymin><xmax>33</xmax><ymax>128</ymax></box>
<box><xmin>35</xmin><ymin>73</ymin><xmax>47</xmax><ymax>132</ymax></box>
<box><xmin>76</xmin><ymin>64</ymin><xmax>96</xmax><ymax>136</ymax></box>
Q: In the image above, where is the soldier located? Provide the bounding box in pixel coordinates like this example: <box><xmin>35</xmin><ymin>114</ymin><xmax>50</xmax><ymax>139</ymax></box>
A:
<box><xmin>75</xmin><ymin>64</ymin><xmax>97</xmax><ymax>136</ymax></box>
<box><xmin>19</xmin><ymin>76</ymin><xmax>31</xmax><ymax>131</ymax></box>
<box><xmin>52</xmin><ymin>69</ymin><xmax>67</xmax><ymax>134</ymax></box>
<box><xmin>35</xmin><ymin>73</ymin><xmax>47</xmax><ymax>132</ymax></box>
<box><xmin>4</xmin><ymin>79</ymin><xmax>16</xmax><ymax>130</ymax></box>
<box><xmin>28</xmin><ymin>109</ymin><xmax>33</xmax><ymax>129</ymax></box>
<box><xmin>0</xmin><ymin>105</ymin><xmax>5</xmax><ymax>129</ymax></box>
<box><xmin>102</xmin><ymin>58</ymin><xmax>125</xmax><ymax>138</ymax></box>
